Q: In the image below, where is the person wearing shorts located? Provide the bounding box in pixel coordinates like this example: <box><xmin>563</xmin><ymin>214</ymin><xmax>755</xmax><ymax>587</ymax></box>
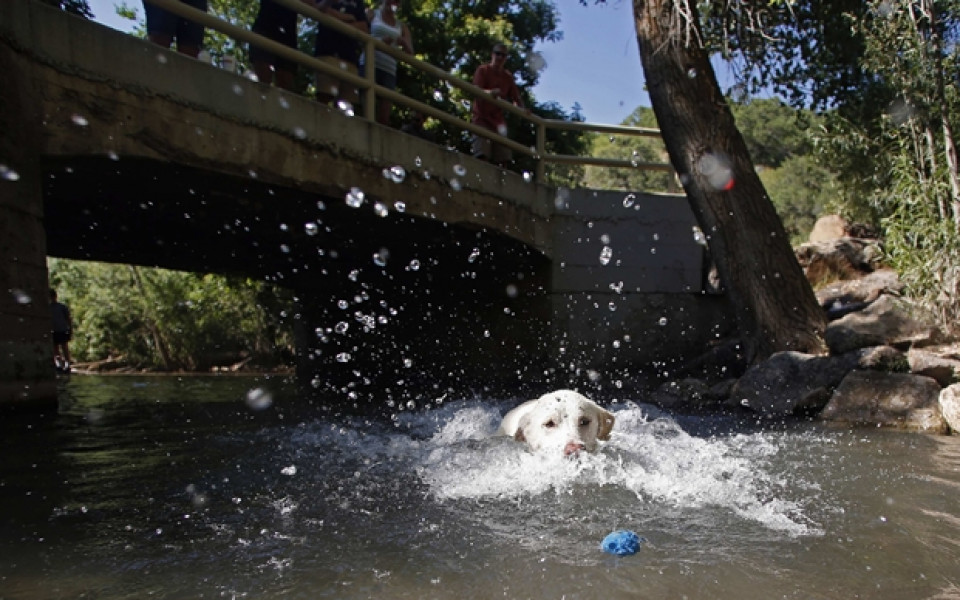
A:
<box><xmin>250</xmin><ymin>0</ymin><xmax>311</xmax><ymax>90</ymax></box>
<box><xmin>313</xmin><ymin>0</ymin><xmax>368</xmax><ymax>106</ymax></box>
<box><xmin>143</xmin><ymin>0</ymin><xmax>207</xmax><ymax>58</ymax></box>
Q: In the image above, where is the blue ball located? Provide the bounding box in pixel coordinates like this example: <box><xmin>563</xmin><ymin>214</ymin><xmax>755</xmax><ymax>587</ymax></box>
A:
<box><xmin>601</xmin><ymin>530</ymin><xmax>643</xmax><ymax>556</ymax></box>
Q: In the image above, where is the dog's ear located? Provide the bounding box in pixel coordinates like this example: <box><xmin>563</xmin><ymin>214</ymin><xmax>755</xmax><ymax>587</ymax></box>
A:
<box><xmin>597</xmin><ymin>408</ymin><xmax>615</xmax><ymax>441</ymax></box>
<box><xmin>514</xmin><ymin>413</ymin><xmax>530</xmax><ymax>442</ymax></box>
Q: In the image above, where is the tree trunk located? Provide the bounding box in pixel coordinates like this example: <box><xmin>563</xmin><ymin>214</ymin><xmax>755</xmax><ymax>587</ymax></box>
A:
<box><xmin>632</xmin><ymin>0</ymin><xmax>827</xmax><ymax>363</ymax></box>
<box><xmin>128</xmin><ymin>265</ymin><xmax>176</xmax><ymax>370</ymax></box>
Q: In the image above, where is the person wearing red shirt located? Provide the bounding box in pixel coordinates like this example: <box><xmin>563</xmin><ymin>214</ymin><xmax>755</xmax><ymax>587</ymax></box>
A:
<box><xmin>471</xmin><ymin>43</ymin><xmax>525</xmax><ymax>166</ymax></box>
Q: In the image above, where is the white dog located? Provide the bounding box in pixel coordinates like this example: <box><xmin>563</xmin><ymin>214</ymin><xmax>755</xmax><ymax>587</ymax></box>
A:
<box><xmin>497</xmin><ymin>390</ymin><xmax>615</xmax><ymax>456</ymax></box>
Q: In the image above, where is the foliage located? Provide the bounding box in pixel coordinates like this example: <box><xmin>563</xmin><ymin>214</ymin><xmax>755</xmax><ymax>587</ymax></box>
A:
<box><xmin>48</xmin><ymin>259</ymin><xmax>295</xmax><ymax>370</ymax></box>
<box><xmin>582</xmin><ymin>106</ymin><xmax>674</xmax><ymax>191</ymax></box>
<box><xmin>758</xmin><ymin>155</ymin><xmax>838</xmax><ymax>245</ymax></box>
<box><xmin>41</xmin><ymin>0</ymin><xmax>93</xmax><ymax>18</ymax></box>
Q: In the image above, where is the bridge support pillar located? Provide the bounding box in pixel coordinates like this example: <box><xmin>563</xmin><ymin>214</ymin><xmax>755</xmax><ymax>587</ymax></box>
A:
<box><xmin>0</xmin><ymin>40</ymin><xmax>57</xmax><ymax>410</ymax></box>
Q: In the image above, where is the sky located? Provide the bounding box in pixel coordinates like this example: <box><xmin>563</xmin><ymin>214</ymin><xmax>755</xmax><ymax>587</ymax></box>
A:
<box><xmin>86</xmin><ymin>0</ymin><xmax>663</xmax><ymax>125</ymax></box>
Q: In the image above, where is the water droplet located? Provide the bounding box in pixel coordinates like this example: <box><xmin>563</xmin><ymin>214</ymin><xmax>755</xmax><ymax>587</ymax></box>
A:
<box><xmin>0</xmin><ymin>165</ymin><xmax>21</xmax><ymax>181</ymax></box>
<box><xmin>523</xmin><ymin>171</ymin><xmax>533</xmax><ymax>183</ymax></box>
<box><xmin>600</xmin><ymin>234</ymin><xmax>611</xmax><ymax>244</ymax></box>
<box><xmin>310</xmin><ymin>377</ymin><xmax>322</xmax><ymax>388</ymax></box>
<box><xmin>453</xmin><ymin>164</ymin><xmax>467</xmax><ymax>177</ymax></box>
<box><xmin>433</xmin><ymin>89</ymin><xmax>444</xmax><ymax>102</ymax></box>
<box><xmin>232</xmin><ymin>83</ymin><xmax>244</xmax><ymax>96</ymax></box>
<box><xmin>687</xmin><ymin>67</ymin><xmax>697</xmax><ymax>78</ymax></box>
<box><xmin>394</xmin><ymin>201</ymin><xmax>406</xmax><ymax>212</ymax></box>
<box><xmin>467</xmin><ymin>248</ymin><xmax>480</xmax><ymax>263</ymax></box>
<box><xmin>384</xmin><ymin>165</ymin><xmax>406</xmax><ymax>183</ymax></box>
<box><xmin>293</xmin><ymin>126</ymin><xmax>307</xmax><ymax>139</ymax></box>
<box><xmin>12</xmin><ymin>289</ymin><xmax>31</xmax><ymax>304</ymax></box>
<box><xmin>335</xmin><ymin>352</ymin><xmax>352</xmax><ymax>363</ymax></box>
<box><xmin>506</xmin><ymin>284</ymin><xmax>518</xmax><ymax>298</ymax></box>
<box><xmin>245</xmin><ymin>387</ymin><xmax>273</xmax><ymax>410</ymax></box>
<box><xmin>280</xmin><ymin>244</ymin><xmax>291</xmax><ymax>254</ymax></box>
<box><xmin>281</xmin><ymin>465</ymin><xmax>297</xmax><ymax>476</ymax></box>
<box><xmin>373</xmin><ymin>248</ymin><xmax>390</xmax><ymax>266</ymax></box>
<box><xmin>407</xmin><ymin>259</ymin><xmax>420</xmax><ymax>271</ymax></box>
<box><xmin>345</xmin><ymin>187</ymin><xmax>365</xmax><ymax>208</ymax></box>
<box><xmin>403</xmin><ymin>357</ymin><xmax>413</xmax><ymax>368</ymax></box>
<box><xmin>71</xmin><ymin>114</ymin><xmax>89</xmax><ymax>127</ymax></box>
<box><xmin>374</xmin><ymin>202</ymin><xmax>389</xmax><ymax>217</ymax></box>
<box><xmin>526</xmin><ymin>51</ymin><xmax>546</xmax><ymax>74</ymax></box>
<box><xmin>317</xmin><ymin>200</ymin><xmax>326</xmax><ymax>210</ymax></box>
<box><xmin>599</xmin><ymin>246</ymin><xmax>613</xmax><ymax>265</ymax></box>
<box><xmin>304</xmin><ymin>222</ymin><xmax>319</xmax><ymax>235</ymax></box>
<box><xmin>658</xmin><ymin>317</ymin><xmax>668</xmax><ymax>326</ymax></box>
<box><xmin>156</xmin><ymin>53</ymin><xmax>168</xmax><ymax>65</ymax></box>
<box><xmin>336</xmin><ymin>100</ymin><xmax>355</xmax><ymax>117</ymax></box>
<box><xmin>450</xmin><ymin>178</ymin><xmax>462</xmax><ymax>191</ymax></box>
<box><xmin>335</xmin><ymin>321</ymin><xmax>349</xmax><ymax>334</ymax></box>
<box><xmin>414</xmin><ymin>156</ymin><xmax>422</xmax><ymax>167</ymax></box>
<box><xmin>107</xmin><ymin>151</ymin><xmax>120</xmax><ymax>161</ymax></box>
<box><xmin>698</xmin><ymin>152</ymin><xmax>735</xmax><ymax>191</ymax></box>
<box><xmin>623</xmin><ymin>193</ymin><xmax>636</xmax><ymax>208</ymax></box>
<box><xmin>608</xmin><ymin>302</ymin><xmax>617</xmax><ymax>311</ymax></box>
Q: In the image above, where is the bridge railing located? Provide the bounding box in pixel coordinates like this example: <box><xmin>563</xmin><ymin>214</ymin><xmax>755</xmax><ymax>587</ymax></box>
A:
<box><xmin>144</xmin><ymin>0</ymin><xmax>674</xmax><ymax>183</ymax></box>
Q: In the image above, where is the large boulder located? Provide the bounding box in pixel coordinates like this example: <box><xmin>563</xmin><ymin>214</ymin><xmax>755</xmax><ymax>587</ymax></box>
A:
<box><xmin>824</xmin><ymin>294</ymin><xmax>938</xmax><ymax>354</ymax></box>
<box><xmin>729</xmin><ymin>347</ymin><xmax>905</xmax><ymax>416</ymax></box>
<box><xmin>939</xmin><ymin>384</ymin><xmax>960</xmax><ymax>434</ymax></box>
<box><xmin>820</xmin><ymin>371</ymin><xmax>947</xmax><ymax>433</ymax></box>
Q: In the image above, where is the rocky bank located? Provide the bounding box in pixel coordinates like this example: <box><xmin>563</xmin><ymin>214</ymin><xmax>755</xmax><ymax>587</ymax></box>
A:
<box><xmin>651</xmin><ymin>215</ymin><xmax>960</xmax><ymax>435</ymax></box>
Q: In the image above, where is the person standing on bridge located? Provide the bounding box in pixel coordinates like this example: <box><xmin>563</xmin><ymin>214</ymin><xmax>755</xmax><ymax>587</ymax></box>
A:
<box><xmin>359</xmin><ymin>0</ymin><xmax>414</xmax><ymax>126</ymax></box>
<box><xmin>250</xmin><ymin>0</ymin><xmax>314</xmax><ymax>90</ymax></box>
<box><xmin>312</xmin><ymin>0</ymin><xmax>369</xmax><ymax>107</ymax></box>
<box><xmin>471</xmin><ymin>42</ymin><xmax>527</xmax><ymax>167</ymax></box>
<box><xmin>143</xmin><ymin>0</ymin><xmax>207</xmax><ymax>58</ymax></box>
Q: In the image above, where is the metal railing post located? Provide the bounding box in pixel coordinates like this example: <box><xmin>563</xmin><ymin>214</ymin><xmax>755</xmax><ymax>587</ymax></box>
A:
<box><xmin>535</xmin><ymin>120</ymin><xmax>546</xmax><ymax>183</ymax></box>
<box><xmin>363</xmin><ymin>38</ymin><xmax>377</xmax><ymax>123</ymax></box>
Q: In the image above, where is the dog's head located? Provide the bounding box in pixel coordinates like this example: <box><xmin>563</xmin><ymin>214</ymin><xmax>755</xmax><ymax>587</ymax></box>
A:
<box><xmin>514</xmin><ymin>390</ymin><xmax>615</xmax><ymax>456</ymax></box>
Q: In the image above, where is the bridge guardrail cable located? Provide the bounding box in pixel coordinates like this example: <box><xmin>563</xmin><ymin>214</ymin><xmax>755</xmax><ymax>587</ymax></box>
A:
<box><xmin>142</xmin><ymin>0</ymin><xmax>674</xmax><ymax>183</ymax></box>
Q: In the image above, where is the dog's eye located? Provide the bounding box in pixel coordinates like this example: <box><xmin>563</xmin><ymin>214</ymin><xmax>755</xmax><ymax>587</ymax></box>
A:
<box><xmin>544</xmin><ymin>420</ymin><xmax>557</xmax><ymax>429</ymax></box>
<box><xmin>579</xmin><ymin>417</ymin><xmax>591</xmax><ymax>427</ymax></box>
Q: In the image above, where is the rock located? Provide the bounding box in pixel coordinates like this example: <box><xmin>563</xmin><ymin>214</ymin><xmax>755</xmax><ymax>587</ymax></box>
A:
<box><xmin>649</xmin><ymin>378</ymin><xmax>713</xmax><ymax>411</ymax></box>
<box><xmin>730</xmin><ymin>351</ymin><xmax>862</xmax><ymax>416</ymax></box>
<box><xmin>808</xmin><ymin>215</ymin><xmax>848</xmax><ymax>242</ymax></box>
<box><xmin>816</xmin><ymin>269</ymin><xmax>903</xmax><ymax>320</ymax></box>
<box><xmin>908</xmin><ymin>349</ymin><xmax>960</xmax><ymax>386</ymax></box>
<box><xmin>858</xmin><ymin>345</ymin><xmax>910</xmax><ymax>372</ymax></box>
<box><xmin>820</xmin><ymin>371</ymin><xmax>947</xmax><ymax>433</ymax></box>
<box><xmin>939</xmin><ymin>384</ymin><xmax>960</xmax><ymax>434</ymax></box>
<box><xmin>824</xmin><ymin>294</ymin><xmax>938</xmax><ymax>354</ymax></box>
<box><xmin>730</xmin><ymin>346</ymin><xmax>914</xmax><ymax>416</ymax></box>
<box><xmin>796</xmin><ymin>237</ymin><xmax>884</xmax><ymax>285</ymax></box>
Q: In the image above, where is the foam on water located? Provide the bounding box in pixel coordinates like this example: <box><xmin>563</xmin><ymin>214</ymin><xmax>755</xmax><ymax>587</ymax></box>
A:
<box><xmin>285</xmin><ymin>398</ymin><xmax>823</xmax><ymax>538</ymax></box>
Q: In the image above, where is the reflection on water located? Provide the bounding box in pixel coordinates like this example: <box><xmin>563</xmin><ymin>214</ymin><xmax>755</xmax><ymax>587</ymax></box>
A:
<box><xmin>2</xmin><ymin>375</ymin><xmax>960</xmax><ymax>599</ymax></box>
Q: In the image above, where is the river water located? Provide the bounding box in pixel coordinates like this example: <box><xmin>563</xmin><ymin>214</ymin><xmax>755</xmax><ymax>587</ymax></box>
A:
<box><xmin>2</xmin><ymin>375</ymin><xmax>959</xmax><ymax>599</ymax></box>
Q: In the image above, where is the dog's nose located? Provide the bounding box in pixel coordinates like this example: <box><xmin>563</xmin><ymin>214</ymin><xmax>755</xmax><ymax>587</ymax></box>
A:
<box><xmin>564</xmin><ymin>442</ymin><xmax>585</xmax><ymax>456</ymax></box>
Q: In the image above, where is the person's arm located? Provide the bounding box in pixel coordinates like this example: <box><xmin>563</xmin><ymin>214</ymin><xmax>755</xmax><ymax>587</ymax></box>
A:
<box><xmin>399</xmin><ymin>23</ymin><xmax>414</xmax><ymax>53</ymax></box>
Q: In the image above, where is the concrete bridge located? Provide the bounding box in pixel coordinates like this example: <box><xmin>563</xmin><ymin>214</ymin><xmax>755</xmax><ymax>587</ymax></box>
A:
<box><xmin>0</xmin><ymin>0</ymin><xmax>732</xmax><ymax>409</ymax></box>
